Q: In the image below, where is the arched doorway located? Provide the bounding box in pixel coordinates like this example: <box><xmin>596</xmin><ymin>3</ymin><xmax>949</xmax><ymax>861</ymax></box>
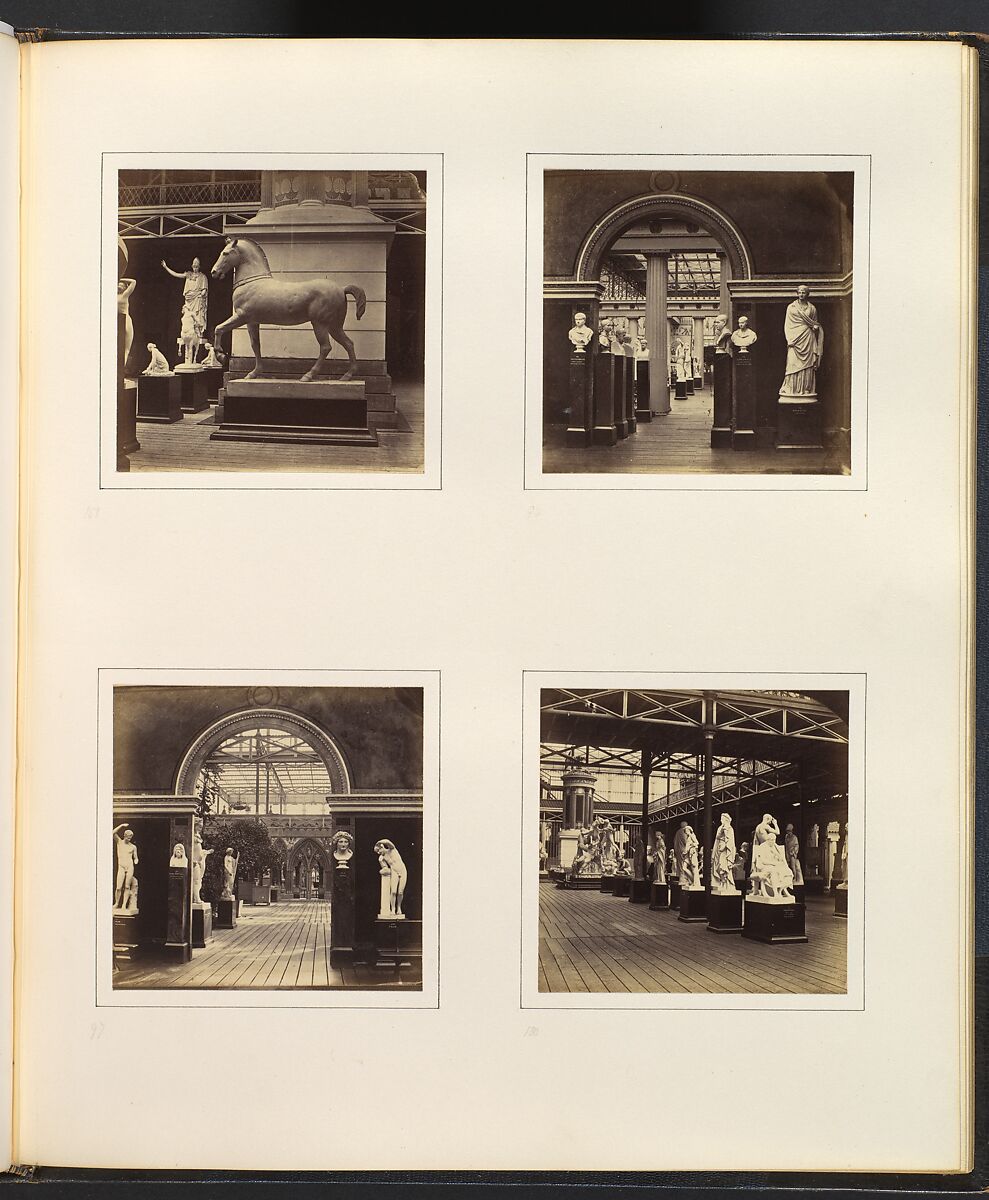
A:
<box><xmin>287</xmin><ymin>838</ymin><xmax>332</xmax><ymax>900</ymax></box>
<box><xmin>575</xmin><ymin>193</ymin><xmax>752</xmax><ymax>419</ymax></box>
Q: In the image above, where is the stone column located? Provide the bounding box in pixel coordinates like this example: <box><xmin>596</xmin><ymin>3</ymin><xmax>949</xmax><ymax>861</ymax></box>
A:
<box><xmin>644</xmin><ymin>253</ymin><xmax>670</xmax><ymax>417</ymax></box>
<box><xmin>718</xmin><ymin>253</ymin><xmax>731</xmax><ymax>319</ymax></box>
<box><xmin>702</xmin><ymin>698</ymin><xmax>715</xmax><ymax>894</ymax></box>
<box><xmin>560</xmin><ymin>765</ymin><xmax>596</xmax><ymax>868</ymax></box>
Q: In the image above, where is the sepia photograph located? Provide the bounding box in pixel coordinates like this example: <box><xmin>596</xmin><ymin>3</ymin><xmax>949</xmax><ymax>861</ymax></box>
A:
<box><xmin>108</xmin><ymin>161</ymin><xmax>439</xmax><ymax>483</ymax></box>
<box><xmin>104</xmin><ymin>679</ymin><xmax>435</xmax><ymax>999</ymax></box>
<box><xmin>525</xmin><ymin>683</ymin><xmax>859</xmax><ymax>1005</ymax></box>
<box><xmin>531</xmin><ymin>161</ymin><xmax>865</xmax><ymax>484</ymax></box>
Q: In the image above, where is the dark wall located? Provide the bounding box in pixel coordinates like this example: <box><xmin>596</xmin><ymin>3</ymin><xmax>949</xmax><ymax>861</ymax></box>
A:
<box><xmin>544</xmin><ymin>170</ymin><xmax>854</xmax><ymax>278</ymax></box>
<box><xmin>120</xmin><ymin>236</ymin><xmax>233</xmax><ymax>377</ymax></box>
<box><xmin>385</xmin><ymin>234</ymin><xmax>426</xmax><ymax>378</ymax></box>
<box><xmin>113</xmin><ymin>686</ymin><xmax>424</xmax><ymax>793</ymax></box>
<box><xmin>353</xmin><ymin>815</ymin><xmax>423</xmax><ymax>947</ymax></box>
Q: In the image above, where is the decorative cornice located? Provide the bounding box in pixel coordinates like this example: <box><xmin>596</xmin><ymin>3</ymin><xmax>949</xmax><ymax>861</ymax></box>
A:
<box><xmin>114</xmin><ymin>793</ymin><xmax>200</xmax><ymax>817</ymax></box>
<box><xmin>543</xmin><ymin>279</ymin><xmax>606</xmax><ymax>301</ymax></box>
<box><xmin>728</xmin><ymin>272</ymin><xmax>853</xmax><ymax>300</ymax></box>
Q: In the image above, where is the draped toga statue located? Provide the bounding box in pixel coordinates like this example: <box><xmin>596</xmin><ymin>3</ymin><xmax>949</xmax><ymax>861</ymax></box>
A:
<box><xmin>779</xmin><ymin>285</ymin><xmax>824</xmax><ymax>399</ymax></box>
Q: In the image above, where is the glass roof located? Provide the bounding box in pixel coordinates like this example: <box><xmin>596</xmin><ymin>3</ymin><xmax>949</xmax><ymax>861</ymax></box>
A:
<box><xmin>195</xmin><ymin>726</ymin><xmax>332</xmax><ymax>815</ymax></box>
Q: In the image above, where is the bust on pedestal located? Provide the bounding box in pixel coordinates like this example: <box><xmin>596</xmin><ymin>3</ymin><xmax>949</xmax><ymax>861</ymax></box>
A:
<box><xmin>710</xmin><ymin>314</ymin><xmax>733</xmax><ymax>448</ymax></box>
<box><xmin>566</xmin><ymin>313</ymin><xmax>595</xmax><ymax>447</ymax></box>
<box><xmin>729</xmin><ymin>316</ymin><xmax>758</xmax><ymax>450</ymax></box>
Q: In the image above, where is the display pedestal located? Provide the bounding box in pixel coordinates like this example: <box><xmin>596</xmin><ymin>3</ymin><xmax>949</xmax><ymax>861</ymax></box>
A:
<box><xmin>203</xmin><ymin>365</ymin><xmax>225</xmax><ymax>401</ymax></box>
<box><xmin>805</xmin><ymin>875</ymin><xmax>825</xmax><ymax>895</ymax></box>
<box><xmin>613</xmin><ymin>876</ymin><xmax>631</xmax><ymax>898</ymax></box>
<box><xmin>137</xmin><ymin>374</ymin><xmax>183</xmax><ymax>424</ymax></box>
<box><xmin>374</xmin><ymin>917</ymin><xmax>422</xmax><ymax>976</ymax></box>
<box><xmin>776</xmin><ymin>395</ymin><xmax>823</xmax><ymax>449</ymax></box>
<box><xmin>270</xmin><ymin>887</ymin><xmax>279</xmax><ymax>903</ymax></box>
<box><xmin>711</xmin><ymin>353</ymin><xmax>732</xmax><ymax>447</ymax></box>
<box><xmin>191</xmin><ymin>904</ymin><xmax>213</xmax><ymax>948</ymax></box>
<box><xmin>164</xmin><ymin>864</ymin><xmax>192</xmax><ymax>963</ymax></box>
<box><xmin>634</xmin><ymin>360</ymin><xmax>650</xmax><ymax>422</ymax></box>
<box><xmin>112</xmin><ymin>912</ymin><xmax>139</xmax><ymax>962</ymax></box>
<box><xmin>175</xmin><ymin>367</ymin><xmax>210</xmax><ymax>413</ymax></box>
<box><xmin>566</xmin><ymin>350</ymin><xmax>593</xmax><ymax>447</ymax></box>
<box><xmin>678</xmin><ymin>886</ymin><xmax>707</xmax><ymax>922</ymax></box>
<box><xmin>685</xmin><ymin>374</ymin><xmax>695</xmax><ymax>396</ymax></box>
<box><xmin>742</xmin><ymin>898</ymin><xmax>808</xmax><ymax>944</ymax></box>
<box><xmin>707</xmin><ymin>892</ymin><xmax>743</xmax><ymax>934</ymax></box>
<box><xmin>731</xmin><ymin>352</ymin><xmax>757</xmax><ymax>449</ymax></box>
<box><xmin>792</xmin><ymin>884</ymin><xmax>805</xmax><ymax>905</ymax></box>
<box><xmin>629</xmin><ymin>879</ymin><xmax>651</xmax><ymax>904</ymax></box>
<box><xmin>834</xmin><ymin>887</ymin><xmax>848</xmax><ymax>917</ymax></box>
<box><xmin>592</xmin><ymin>353</ymin><xmax>619</xmax><ymax>446</ymax></box>
<box><xmin>211</xmin><ymin>379</ymin><xmax>378</xmax><ymax>446</ymax></box>
<box><xmin>600</xmin><ymin>874</ymin><xmax>616</xmax><ymax>893</ymax></box>
<box><xmin>215</xmin><ymin>898</ymin><xmax>238</xmax><ymax>930</ymax></box>
<box><xmin>674</xmin><ymin>378</ymin><xmax>688</xmax><ymax>400</ymax></box>
<box><xmin>669</xmin><ymin>878</ymin><xmax>681</xmax><ymax>909</ymax></box>
<box><xmin>649</xmin><ymin>882</ymin><xmax>669</xmax><ymax>911</ymax></box>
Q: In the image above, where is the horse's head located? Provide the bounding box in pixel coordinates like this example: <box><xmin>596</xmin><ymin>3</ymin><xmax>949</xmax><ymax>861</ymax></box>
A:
<box><xmin>211</xmin><ymin>238</ymin><xmax>242</xmax><ymax>279</ymax></box>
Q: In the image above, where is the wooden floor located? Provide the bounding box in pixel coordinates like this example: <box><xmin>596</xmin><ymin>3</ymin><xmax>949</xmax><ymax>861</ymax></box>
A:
<box><xmin>543</xmin><ymin>383</ymin><xmax>845</xmax><ymax>476</ymax></box>
<box><xmin>539</xmin><ymin>882</ymin><xmax>846</xmax><ymax>994</ymax></box>
<box><xmin>127</xmin><ymin>379</ymin><xmax>424</xmax><ymax>474</ymax></box>
<box><xmin>115</xmin><ymin>899</ymin><xmax>421</xmax><ymax>990</ymax></box>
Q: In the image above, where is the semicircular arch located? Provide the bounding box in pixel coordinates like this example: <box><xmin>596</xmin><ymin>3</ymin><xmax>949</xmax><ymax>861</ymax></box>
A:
<box><xmin>173</xmin><ymin>706</ymin><xmax>353</xmax><ymax>797</ymax></box>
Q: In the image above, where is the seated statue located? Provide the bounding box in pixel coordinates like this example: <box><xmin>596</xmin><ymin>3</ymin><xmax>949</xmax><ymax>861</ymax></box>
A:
<box><xmin>749</xmin><ymin>814</ymin><xmax>795</xmax><ymax>901</ymax></box>
<box><xmin>143</xmin><ymin>343</ymin><xmax>171</xmax><ymax>375</ymax></box>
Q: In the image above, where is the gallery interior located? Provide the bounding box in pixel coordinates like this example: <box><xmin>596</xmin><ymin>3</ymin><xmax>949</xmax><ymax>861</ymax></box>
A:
<box><xmin>112</xmin><ymin>685</ymin><xmax>425</xmax><ymax>989</ymax></box>
<box><xmin>537</xmin><ymin>688</ymin><xmax>850</xmax><ymax>994</ymax></box>
<box><xmin>542</xmin><ymin>170</ymin><xmax>853</xmax><ymax>476</ymax></box>
<box><xmin>115</xmin><ymin>169</ymin><xmax>427</xmax><ymax>472</ymax></box>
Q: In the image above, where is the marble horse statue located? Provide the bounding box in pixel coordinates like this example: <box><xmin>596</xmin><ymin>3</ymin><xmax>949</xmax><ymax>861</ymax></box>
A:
<box><xmin>209</xmin><ymin>236</ymin><xmax>366</xmax><ymax>383</ymax></box>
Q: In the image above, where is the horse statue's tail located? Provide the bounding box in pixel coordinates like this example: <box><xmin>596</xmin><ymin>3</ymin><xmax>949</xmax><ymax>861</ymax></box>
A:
<box><xmin>344</xmin><ymin>285</ymin><xmax>366</xmax><ymax>320</ymax></box>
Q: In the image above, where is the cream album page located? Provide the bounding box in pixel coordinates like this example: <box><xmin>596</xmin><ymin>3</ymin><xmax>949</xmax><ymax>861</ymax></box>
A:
<box><xmin>13</xmin><ymin>39</ymin><xmax>974</xmax><ymax>1172</ymax></box>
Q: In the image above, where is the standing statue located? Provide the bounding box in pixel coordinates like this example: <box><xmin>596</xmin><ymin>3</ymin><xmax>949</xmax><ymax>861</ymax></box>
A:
<box><xmin>779</xmin><ymin>285</ymin><xmax>824</xmax><ymax>399</ymax></box>
<box><xmin>113</xmin><ymin>824</ymin><xmax>139</xmax><ymax>913</ymax></box>
<box><xmin>837</xmin><ymin>823</ymin><xmax>849</xmax><ymax>890</ymax></box>
<box><xmin>191</xmin><ymin>826</ymin><xmax>213</xmax><ymax>905</ymax></box>
<box><xmin>162</xmin><ymin>256</ymin><xmax>209</xmax><ymax>366</ymax></box>
<box><xmin>673</xmin><ymin>820</ymin><xmax>694</xmax><ymax>882</ymax></box>
<box><xmin>570</xmin><ymin>825</ymin><xmax>594</xmax><ymax>878</ymax></box>
<box><xmin>711</xmin><ymin>813</ymin><xmax>739</xmax><ymax>894</ymax></box>
<box><xmin>680</xmin><ymin>825</ymin><xmax>702</xmax><ymax>889</ymax></box>
<box><xmin>209</xmin><ymin>237</ymin><xmax>366</xmax><ymax>383</ymax></box>
<box><xmin>117</xmin><ymin>277</ymin><xmax>136</xmax><ymax>368</ymax></box>
<box><xmin>749</xmin><ymin>814</ymin><xmax>795</xmax><ymax>901</ymax></box>
<box><xmin>652</xmin><ymin>831</ymin><xmax>667</xmax><ymax>884</ymax></box>
<box><xmin>221</xmin><ymin>847</ymin><xmax>240</xmax><ymax>900</ymax></box>
<box><xmin>730</xmin><ymin>315</ymin><xmax>757</xmax><ymax>354</ymax></box>
<box><xmin>568</xmin><ymin>312</ymin><xmax>593</xmax><ymax>353</ymax></box>
<box><xmin>143</xmin><ymin>343</ymin><xmax>171</xmax><ymax>375</ymax></box>
<box><xmin>808</xmin><ymin>823</ymin><xmax>819</xmax><ymax>849</ymax></box>
<box><xmin>784</xmin><ymin>823</ymin><xmax>804</xmax><ymax>886</ymax></box>
<box><xmin>374</xmin><ymin>839</ymin><xmax>408</xmax><ymax>919</ymax></box>
<box><xmin>592</xmin><ymin>815</ymin><xmax>616</xmax><ymax>874</ymax></box>
<box><xmin>732</xmin><ymin>842</ymin><xmax>749</xmax><ymax>888</ymax></box>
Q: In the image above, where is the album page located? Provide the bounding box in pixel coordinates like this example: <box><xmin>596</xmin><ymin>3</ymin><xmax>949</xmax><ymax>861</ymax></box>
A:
<box><xmin>12</xmin><ymin>38</ymin><xmax>975</xmax><ymax>1172</ymax></box>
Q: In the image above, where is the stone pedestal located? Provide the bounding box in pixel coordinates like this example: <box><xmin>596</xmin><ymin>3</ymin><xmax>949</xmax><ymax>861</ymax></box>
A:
<box><xmin>711</xmin><ymin>354</ymin><xmax>732</xmax><ymax>448</ymax></box>
<box><xmin>742</xmin><ymin>898</ymin><xmax>808</xmax><ymax>944</ymax></box>
<box><xmin>270</xmin><ymin>887</ymin><xmax>279</xmax><ymax>903</ymax></box>
<box><xmin>175</xmin><ymin>367</ymin><xmax>210</xmax><ymax>413</ymax></box>
<box><xmin>112</xmin><ymin>912</ymin><xmax>140</xmax><ymax>962</ymax></box>
<box><xmin>804</xmin><ymin>876</ymin><xmax>825</xmax><ymax>895</ymax></box>
<box><xmin>613</xmin><ymin>876</ymin><xmax>631</xmax><ymax>898</ymax></box>
<box><xmin>613</xmin><ymin>356</ymin><xmax>630</xmax><ymax>439</ymax></box>
<box><xmin>678</xmin><ymin>886</ymin><xmax>707</xmax><ymax>922</ymax></box>
<box><xmin>211</xmin><ymin>379</ymin><xmax>378</xmax><ymax>446</ymax></box>
<box><xmin>191</xmin><ymin>903</ymin><xmax>213</xmax><ymax>948</ymax></box>
<box><xmin>669</xmin><ymin>878</ymin><xmax>681</xmax><ymax>909</ymax></box>
<box><xmin>227</xmin><ymin>178</ymin><xmax>397</xmax><ymax>418</ymax></box>
<box><xmin>600</xmin><ymin>874</ymin><xmax>616</xmax><ymax>893</ymax></box>
<box><xmin>137</xmin><ymin>375</ymin><xmax>183</xmax><ymax>424</ymax></box>
<box><xmin>566</xmin><ymin>349</ymin><xmax>593</xmax><ymax>447</ymax></box>
<box><xmin>215</xmin><ymin>897</ymin><xmax>238</xmax><ymax>930</ymax></box>
<box><xmin>623</xmin><ymin>358</ymin><xmax>637</xmax><ymax>436</ymax></box>
<box><xmin>629</xmin><ymin>879</ymin><xmax>651</xmax><ymax>904</ymax></box>
<box><xmin>731</xmin><ymin>353</ymin><xmax>757</xmax><ymax>450</ymax></box>
<box><xmin>649</xmin><ymin>881</ymin><xmax>670</xmax><ymax>911</ymax></box>
<box><xmin>685</xmin><ymin>374</ymin><xmax>695</xmax><ymax>396</ymax></box>
<box><xmin>707</xmin><ymin>892</ymin><xmax>743</xmax><ymax>934</ymax></box>
<box><xmin>776</xmin><ymin>396</ymin><xmax>823</xmax><ymax>449</ymax></box>
<box><xmin>792</xmin><ymin>884</ymin><xmax>806</xmax><ymax>906</ymax></box>
<box><xmin>674</xmin><ymin>379</ymin><xmax>688</xmax><ymax>401</ymax></box>
<box><xmin>834</xmin><ymin>887</ymin><xmax>848</xmax><ymax>918</ymax></box>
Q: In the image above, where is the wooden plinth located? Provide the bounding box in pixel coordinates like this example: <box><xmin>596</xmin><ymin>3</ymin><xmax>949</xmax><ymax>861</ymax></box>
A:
<box><xmin>707</xmin><ymin>891</ymin><xmax>743</xmax><ymax>934</ymax></box>
<box><xmin>649</xmin><ymin>881</ymin><xmax>669</xmax><ymax>910</ymax></box>
<box><xmin>211</xmin><ymin>379</ymin><xmax>378</xmax><ymax>447</ymax></box>
<box><xmin>731</xmin><ymin>353</ymin><xmax>756</xmax><ymax>449</ymax></box>
<box><xmin>600</xmin><ymin>875</ymin><xmax>616</xmax><ymax>893</ymax></box>
<box><xmin>215</xmin><ymin>897</ymin><xmax>237</xmax><ymax>929</ymax></box>
<box><xmin>612</xmin><ymin>876</ymin><xmax>631</xmax><ymax>898</ymax></box>
<box><xmin>374</xmin><ymin>917</ymin><xmax>423</xmax><ymax>975</ymax></box>
<box><xmin>669</xmin><ymin>879</ymin><xmax>681</xmax><ymax>909</ymax></box>
<box><xmin>137</xmin><ymin>374</ymin><xmax>183</xmax><ymax>424</ymax></box>
<box><xmin>191</xmin><ymin>904</ymin><xmax>213</xmax><ymax>948</ymax></box>
<box><xmin>834</xmin><ymin>888</ymin><xmax>848</xmax><ymax>917</ymax></box>
<box><xmin>176</xmin><ymin>368</ymin><xmax>210</xmax><ymax>413</ymax></box>
<box><xmin>678</xmin><ymin>887</ymin><xmax>708</xmax><ymax>922</ymax></box>
<box><xmin>711</xmin><ymin>353</ymin><xmax>732</xmax><ymax>447</ymax></box>
<box><xmin>629</xmin><ymin>879</ymin><xmax>651</xmax><ymax>904</ymax></box>
<box><xmin>776</xmin><ymin>396</ymin><xmax>823</xmax><ymax>449</ymax></box>
<box><xmin>742</xmin><ymin>899</ymin><xmax>808</xmax><ymax>944</ymax></box>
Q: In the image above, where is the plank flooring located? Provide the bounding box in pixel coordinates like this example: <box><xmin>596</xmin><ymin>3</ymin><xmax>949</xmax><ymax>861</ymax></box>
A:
<box><xmin>127</xmin><ymin>380</ymin><xmax>424</xmax><ymax>474</ymax></box>
<box><xmin>539</xmin><ymin>881</ymin><xmax>846</xmax><ymax>994</ymax></box>
<box><xmin>115</xmin><ymin>899</ymin><xmax>421</xmax><ymax>990</ymax></box>
<box><xmin>543</xmin><ymin>384</ymin><xmax>844</xmax><ymax>476</ymax></box>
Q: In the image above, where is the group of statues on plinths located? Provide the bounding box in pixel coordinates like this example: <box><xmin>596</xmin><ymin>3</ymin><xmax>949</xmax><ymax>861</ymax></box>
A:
<box><xmin>569</xmin><ymin>814</ymin><xmax>633</xmax><ymax>879</ymax></box>
<box><xmin>568</xmin><ymin>285</ymin><xmax>824</xmax><ymax>404</ymax></box>
<box><xmin>137</xmin><ymin>256</ymin><xmax>221</xmax><ymax>377</ymax></box>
